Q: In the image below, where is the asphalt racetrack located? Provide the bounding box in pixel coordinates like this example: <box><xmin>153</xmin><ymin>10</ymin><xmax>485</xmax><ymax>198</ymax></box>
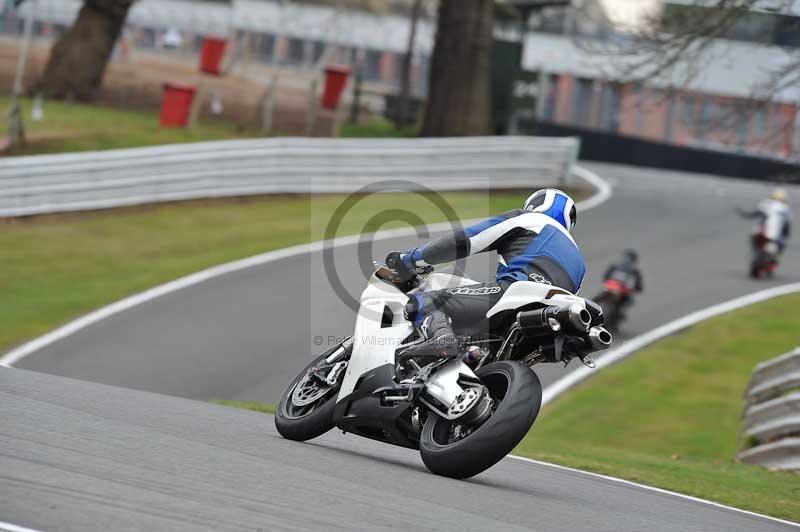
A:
<box><xmin>2</xmin><ymin>367</ymin><xmax>796</xmax><ymax>532</ymax></box>
<box><xmin>16</xmin><ymin>162</ymin><xmax>800</xmax><ymax>400</ymax></box>
<box><xmin>4</xmin><ymin>162</ymin><xmax>800</xmax><ymax>531</ymax></box>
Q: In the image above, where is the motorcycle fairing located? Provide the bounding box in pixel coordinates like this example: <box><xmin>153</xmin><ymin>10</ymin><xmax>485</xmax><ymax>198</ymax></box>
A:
<box><xmin>333</xmin><ymin>362</ymin><xmax>420</xmax><ymax>449</ymax></box>
<box><xmin>333</xmin><ymin>272</ymin><xmax>484</xmax><ymax>448</ymax></box>
<box><xmin>485</xmin><ymin>280</ymin><xmax>585</xmax><ymax>318</ymax></box>
<box><xmin>337</xmin><ymin>273</ymin><xmax>413</xmax><ymax>400</ymax></box>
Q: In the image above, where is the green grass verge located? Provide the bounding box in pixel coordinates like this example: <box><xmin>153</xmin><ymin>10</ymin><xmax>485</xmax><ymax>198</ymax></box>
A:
<box><xmin>214</xmin><ymin>400</ymin><xmax>276</xmax><ymax>414</ymax></box>
<box><xmin>0</xmin><ymin>190</ymin><xmax>548</xmax><ymax>356</ymax></box>
<box><xmin>341</xmin><ymin>117</ymin><xmax>417</xmax><ymax>138</ymax></box>
<box><xmin>516</xmin><ymin>293</ymin><xmax>800</xmax><ymax>522</ymax></box>
<box><xmin>2</xmin><ymin>95</ymin><xmax>259</xmax><ymax>155</ymax></box>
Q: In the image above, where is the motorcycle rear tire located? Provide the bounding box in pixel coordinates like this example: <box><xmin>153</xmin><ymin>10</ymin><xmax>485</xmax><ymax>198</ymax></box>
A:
<box><xmin>419</xmin><ymin>361</ymin><xmax>542</xmax><ymax>479</ymax></box>
<box><xmin>275</xmin><ymin>349</ymin><xmax>339</xmax><ymax>442</ymax></box>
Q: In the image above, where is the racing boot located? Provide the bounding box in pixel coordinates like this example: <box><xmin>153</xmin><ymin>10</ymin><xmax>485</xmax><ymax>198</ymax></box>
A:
<box><xmin>398</xmin><ymin>310</ymin><xmax>461</xmax><ymax>369</ymax></box>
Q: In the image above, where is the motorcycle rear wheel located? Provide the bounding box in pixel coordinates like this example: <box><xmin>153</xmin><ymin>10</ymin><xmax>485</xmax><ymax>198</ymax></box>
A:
<box><xmin>275</xmin><ymin>348</ymin><xmax>341</xmax><ymax>442</ymax></box>
<box><xmin>419</xmin><ymin>361</ymin><xmax>542</xmax><ymax>479</ymax></box>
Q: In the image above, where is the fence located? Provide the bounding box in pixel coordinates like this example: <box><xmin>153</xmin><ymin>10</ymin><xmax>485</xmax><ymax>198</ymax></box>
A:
<box><xmin>0</xmin><ymin>136</ymin><xmax>580</xmax><ymax>217</ymax></box>
<box><xmin>738</xmin><ymin>347</ymin><xmax>800</xmax><ymax>470</ymax></box>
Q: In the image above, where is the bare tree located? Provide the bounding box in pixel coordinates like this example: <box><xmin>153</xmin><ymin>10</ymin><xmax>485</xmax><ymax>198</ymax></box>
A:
<box><xmin>420</xmin><ymin>0</ymin><xmax>494</xmax><ymax>136</ymax></box>
<box><xmin>564</xmin><ymin>0</ymin><xmax>800</xmax><ymax>152</ymax></box>
<box><xmin>38</xmin><ymin>0</ymin><xmax>135</xmax><ymax>100</ymax></box>
<box><xmin>578</xmin><ymin>0</ymin><xmax>799</xmax><ymax>102</ymax></box>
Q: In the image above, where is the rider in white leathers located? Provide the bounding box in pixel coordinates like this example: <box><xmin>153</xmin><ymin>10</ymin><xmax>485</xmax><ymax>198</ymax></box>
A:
<box><xmin>738</xmin><ymin>188</ymin><xmax>792</xmax><ymax>253</ymax></box>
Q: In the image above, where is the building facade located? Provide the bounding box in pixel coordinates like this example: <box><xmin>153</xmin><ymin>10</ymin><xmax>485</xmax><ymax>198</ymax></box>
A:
<box><xmin>1</xmin><ymin>0</ymin><xmax>435</xmax><ymax>96</ymax></box>
<box><xmin>515</xmin><ymin>0</ymin><xmax>800</xmax><ymax>161</ymax></box>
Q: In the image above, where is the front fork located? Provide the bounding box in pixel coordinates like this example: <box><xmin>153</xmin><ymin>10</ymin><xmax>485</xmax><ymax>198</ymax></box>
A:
<box><xmin>325</xmin><ymin>336</ymin><xmax>353</xmax><ymax>364</ymax></box>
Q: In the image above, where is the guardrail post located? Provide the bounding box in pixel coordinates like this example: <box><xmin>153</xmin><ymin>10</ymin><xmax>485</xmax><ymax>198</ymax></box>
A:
<box><xmin>563</xmin><ymin>137</ymin><xmax>580</xmax><ymax>187</ymax></box>
<box><xmin>305</xmin><ymin>78</ymin><xmax>319</xmax><ymax>137</ymax></box>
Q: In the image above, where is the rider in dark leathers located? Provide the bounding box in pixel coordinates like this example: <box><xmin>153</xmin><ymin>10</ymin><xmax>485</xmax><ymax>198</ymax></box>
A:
<box><xmin>386</xmin><ymin>189</ymin><xmax>584</xmax><ymax>361</ymax></box>
<box><xmin>602</xmin><ymin>249</ymin><xmax>643</xmax><ymax>306</ymax></box>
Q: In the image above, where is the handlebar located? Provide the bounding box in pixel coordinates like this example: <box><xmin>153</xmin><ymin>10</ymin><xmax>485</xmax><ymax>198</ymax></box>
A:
<box><xmin>373</xmin><ymin>262</ymin><xmax>433</xmax><ymax>292</ymax></box>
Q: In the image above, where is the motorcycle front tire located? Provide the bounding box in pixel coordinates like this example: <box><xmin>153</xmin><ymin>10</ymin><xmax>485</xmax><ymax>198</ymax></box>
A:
<box><xmin>275</xmin><ymin>349</ymin><xmax>340</xmax><ymax>442</ymax></box>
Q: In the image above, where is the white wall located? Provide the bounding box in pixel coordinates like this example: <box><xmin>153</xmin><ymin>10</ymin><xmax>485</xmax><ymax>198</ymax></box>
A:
<box><xmin>521</xmin><ymin>31</ymin><xmax>799</xmax><ymax>103</ymax></box>
<box><xmin>18</xmin><ymin>0</ymin><xmax>434</xmax><ymax>56</ymax></box>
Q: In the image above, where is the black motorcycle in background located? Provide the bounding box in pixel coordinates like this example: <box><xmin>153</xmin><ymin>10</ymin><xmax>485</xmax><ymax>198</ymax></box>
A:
<box><xmin>593</xmin><ymin>278</ymin><xmax>634</xmax><ymax>331</ymax></box>
<box><xmin>594</xmin><ymin>250</ymin><xmax>643</xmax><ymax>331</ymax></box>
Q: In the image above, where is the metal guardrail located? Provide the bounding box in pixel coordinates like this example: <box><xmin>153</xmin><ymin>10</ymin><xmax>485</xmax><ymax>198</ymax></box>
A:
<box><xmin>738</xmin><ymin>347</ymin><xmax>800</xmax><ymax>470</ymax></box>
<box><xmin>0</xmin><ymin>136</ymin><xmax>579</xmax><ymax>217</ymax></box>
<box><xmin>745</xmin><ymin>347</ymin><xmax>800</xmax><ymax>405</ymax></box>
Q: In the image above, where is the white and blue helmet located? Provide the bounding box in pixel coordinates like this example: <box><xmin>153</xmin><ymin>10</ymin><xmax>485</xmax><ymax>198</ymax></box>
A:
<box><xmin>523</xmin><ymin>188</ymin><xmax>578</xmax><ymax>233</ymax></box>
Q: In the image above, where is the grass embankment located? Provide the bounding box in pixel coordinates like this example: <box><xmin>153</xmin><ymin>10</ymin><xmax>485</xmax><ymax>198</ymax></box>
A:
<box><xmin>215</xmin><ymin>400</ymin><xmax>276</xmax><ymax>414</ymax></box>
<box><xmin>341</xmin><ymin>118</ymin><xmax>417</xmax><ymax>138</ymax></box>
<box><xmin>0</xmin><ymin>96</ymin><xmax>413</xmax><ymax>155</ymax></box>
<box><xmin>516</xmin><ymin>293</ymin><xmax>800</xmax><ymax>522</ymax></box>
<box><xmin>0</xmin><ymin>190</ymin><xmax>540</xmax><ymax>355</ymax></box>
<box><xmin>1</xmin><ymin>95</ymin><xmax>259</xmax><ymax>155</ymax></box>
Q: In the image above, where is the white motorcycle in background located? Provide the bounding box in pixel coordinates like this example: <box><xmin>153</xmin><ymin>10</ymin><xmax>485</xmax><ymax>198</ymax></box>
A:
<box><xmin>275</xmin><ymin>264</ymin><xmax>612</xmax><ymax>479</ymax></box>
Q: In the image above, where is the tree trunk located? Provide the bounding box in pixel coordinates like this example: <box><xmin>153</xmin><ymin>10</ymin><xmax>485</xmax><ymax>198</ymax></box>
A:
<box><xmin>420</xmin><ymin>0</ymin><xmax>494</xmax><ymax>137</ymax></box>
<box><xmin>395</xmin><ymin>0</ymin><xmax>422</xmax><ymax>128</ymax></box>
<box><xmin>38</xmin><ymin>0</ymin><xmax>134</xmax><ymax>100</ymax></box>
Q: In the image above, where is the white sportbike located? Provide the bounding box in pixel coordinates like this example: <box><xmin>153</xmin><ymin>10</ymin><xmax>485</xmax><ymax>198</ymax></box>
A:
<box><xmin>276</xmin><ymin>264</ymin><xmax>612</xmax><ymax>479</ymax></box>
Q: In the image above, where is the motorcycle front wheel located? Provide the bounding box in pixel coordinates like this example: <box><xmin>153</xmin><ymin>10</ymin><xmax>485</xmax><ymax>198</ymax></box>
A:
<box><xmin>275</xmin><ymin>347</ymin><xmax>343</xmax><ymax>442</ymax></box>
<box><xmin>419</xmin><ymin>361</ymin><xmax>542</xmax><ymax>479</ymax></box>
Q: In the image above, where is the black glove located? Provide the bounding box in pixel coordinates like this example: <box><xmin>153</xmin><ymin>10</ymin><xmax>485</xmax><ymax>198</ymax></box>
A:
<box><xmin>385</xmin><ymin>251</ymin><xmax>415</xmax><ymax>282</ymax></box>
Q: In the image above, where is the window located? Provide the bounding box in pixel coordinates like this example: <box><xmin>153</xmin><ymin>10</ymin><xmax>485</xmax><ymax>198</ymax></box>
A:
<box><xmin>570</xmin><ymin>78</ymin><xmax>593</xmax><ymax>127</ymax></box>
<box><xmin>728</xmin><ymin>12</ymin><xmax>777</xmax><ymax>44</ymax></box>
<box><xmin>662</xmin><ymin>5</ymin><xmax>800</xmax><ymax>47</ymax></box>
<box><xmin>752</xmin><ymin>106</ymin><xmax>768</xmax><ymax>138</ymax></box>
<box><xmin>192</xmin><ymin>35</ymin><xmax>204</xmax><ymax>53</ymax></box>
<box><xmin>253</xmin><ymin>33</ymin><xmax>275</xmax><ymax>63</ymax></box>
<box><xmin>311</xmin><ymin>40</ymin><xmax>326</xmax><ymax>65</ymax></box>
<box><xmin>697</xmin><ymin>96</ymin><xmax>713</xmax><ymax>140</ymax></box>
<box><xmin>632</xmin><ymin>85</ymin><xmax>645</xmax><ymax>134</ymax></box>
<box><xmin>598</xmin><ymin>83</ymin><xmax>621</xmax><ymax>132</ymax></box>
<box><xmin>541</xmin><ymin>74</ymin><xmax>559</xmax><ymax>122</ymax></box>
<box><xmin>529</xmin><ymin>6</ymin><xmax>567</xmax><ymax>34</ymax></box>
<box><xmin>680</xmin><ymin>95</ymin><xmax>696</xmax><ymax>131</ymax></box>
<box><xmin>139</xmin><ymin>28</ymin><xmax>156</xmax><ymax>48</ymax></box>
<box><xmin>363</xmin><ymin>49</ymin><xmax>382</xmax><ymax>82</ymax></box>
<box><xmin>285</xmin><ymin>37</ymin><xmax>305</xmax><ymax>65</ymax></box>
<box><xmin>775</xmin><ymin>16</ymin><xmax>800</xmax><ymax>47</ymax></box>
<box><xmin>734</xmin><ymin>107</ymin><xmax>748</xmax><ymax>148</ymax></box>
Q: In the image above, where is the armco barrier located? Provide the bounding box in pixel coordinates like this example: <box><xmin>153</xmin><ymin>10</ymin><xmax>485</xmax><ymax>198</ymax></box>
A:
<box><xmin>0</xmin><ymin>136</ymin><xmax>579</xmax><ymax>217</ymax></box>
<box><xmin>738</xmin><ymin>347</ymin><xmax>800</xmax><ymax>470</ymax></box>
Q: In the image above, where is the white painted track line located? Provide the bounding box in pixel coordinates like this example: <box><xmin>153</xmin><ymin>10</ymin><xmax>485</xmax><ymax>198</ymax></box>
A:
<box><xmin>0</xmin><ymin>521</ymin><xmax>45</xmax><ymax>532</ymax></box>
<box><xmin>506</xmin><ymin>455</ymin><xmax>800</xmax><ymax>528</ymax></box>
<box><xmin>541</xmin><ymin>282</ymin><xmax>800</xmax><ymax>406</ymax></box>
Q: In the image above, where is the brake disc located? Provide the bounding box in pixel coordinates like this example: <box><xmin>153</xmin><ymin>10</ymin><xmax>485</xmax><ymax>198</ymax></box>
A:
<box><xmin>291</xmin><ymin>372</ymin><xmax>331</xmax><ymax>406</ymax></box>
<box><xmin>446</xmin><ymin>386</ymin><xmax>484</xmax><ymax>418</ymax></box>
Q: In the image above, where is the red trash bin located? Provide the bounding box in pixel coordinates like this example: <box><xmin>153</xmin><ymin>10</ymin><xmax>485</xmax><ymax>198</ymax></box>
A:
<box><xmin>199</xmin><ymin>37</ymin><xmax>227</xmax><ymax>75</ymax></box>
<box><xmin>320</xmin><ymin>65</ymin><xmax>351</xmax><ymax>110</ymax></box>
<box><xmin>160</xmin><ymin>82</ymin><xmax>196</xmax><ymax>127</ymax></box>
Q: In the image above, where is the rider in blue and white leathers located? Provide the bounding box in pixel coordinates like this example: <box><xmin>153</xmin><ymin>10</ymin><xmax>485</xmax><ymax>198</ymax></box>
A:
<box><xmin>386</xmin><ymin>188</ymin><xmax>585</xmax><ymax>360</ymax></box>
